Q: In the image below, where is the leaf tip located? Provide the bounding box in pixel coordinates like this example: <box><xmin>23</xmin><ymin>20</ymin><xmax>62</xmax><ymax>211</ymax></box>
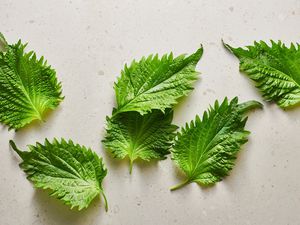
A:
<box><xmin>0</xmin><ymin>32</ymin><xmax>8</xmax><ymax>52</ymax></box>
<box><xmin>222</xmin><ymin>40</ymin><xmax>235</xmax><ymax>53</ymax></box>
<box><xmin>9</xmin><ymin>140</ymin><xmax>26</xmax><ymax>159</ymax></box>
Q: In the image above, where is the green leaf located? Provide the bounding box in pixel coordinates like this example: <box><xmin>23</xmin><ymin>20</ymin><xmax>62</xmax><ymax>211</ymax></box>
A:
<box><xmin>0</xmin><ymin>34</ymin><xmax>63</xmax><ymax>130</ymax></box>
<box><xmin>10</xmin><ymin>139</ymin><xmax>108</xmax><ymax>211</ymax></box>
<box><xmin>170</xmin><ymin>97</ymin><xmax>262</xmax><ymax>191</ymax></box>
<box><xmin>103</xmin><ymin>110</ymin><xmax>178</xmax><ymax>173</ymax></box>
<box><xmin>114</xmin><ymin>47</ymin><xmax>203</xmax><ymax>115</ymax></box>
<box><xmin>0</xmin><ymin>33</ymin><xmax>8</xmax><ymax>52</ymax></box>
<box><xmin>223</xmin><ymin>40</ymin><xmax>300</xmax><ymax>108</ymax></box>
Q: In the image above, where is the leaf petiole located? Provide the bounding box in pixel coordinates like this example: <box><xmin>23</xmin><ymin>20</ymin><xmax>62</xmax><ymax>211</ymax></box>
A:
<box><xmin>129</xmin><ymin>159</ymin><xmax>134</xmax><ymax>174</ymax></box>
<box><xmin>101</xmin><ymin>191</ymin><xmax>108</xmax><ymax>212</ymax></box>
<box><xmin>170</xmin><ymin>179</ymin><xmax>190</xmax><ymax>191</ymax></box>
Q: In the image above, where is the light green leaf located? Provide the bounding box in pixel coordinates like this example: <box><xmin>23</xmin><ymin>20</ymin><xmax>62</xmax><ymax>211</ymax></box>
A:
<box><xmin>170</xmin><ymin>97</ymin><xmax>262</xmax><ymax>191</ymax></box>
<box><xmin>224</xmin><ymin>40</ymin><xmax>300</xmax><ymax>108</ymax></box>
<box><xmin>10</xmin><ymin>139</ymin><xmax>108</xmax><ymax>211</ymax></box>
<box><xmin>103</xmin><ymin>110</ymin><xmax>178</xmax><ymax>173</ymax></box>
<box><xmin>114</xmin><ymin>47</ymin><xmax>203</xmax><ymax>115</ymax></box>
<box><xmin>0</xmin><ymin>34</ymin><xmax>63</xmax><ymax>130</ymax></box>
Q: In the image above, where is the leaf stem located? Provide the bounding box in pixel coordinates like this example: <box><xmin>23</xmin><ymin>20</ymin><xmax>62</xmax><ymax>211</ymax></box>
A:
<box><xmin>101</xmin><ymin>191</ymin><xmax>108</xmax><ymax>212</ymax></box>
<box><xmin>111</xmin><ymin>108</ymin><xmax>122</xmax><ymax>118</ymax></box>
<box><xmin>170</xmin><ymin>179</ymin><xmax>190</xmax><ymax>191</ymax></box>
<box><xmin>129</xmin><ymin>159</ymin><xmax>134</xmax><ymax>174</ymax></box>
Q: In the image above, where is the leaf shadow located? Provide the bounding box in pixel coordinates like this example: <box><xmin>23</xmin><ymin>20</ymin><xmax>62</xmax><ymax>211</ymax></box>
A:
<box><xmin>170</xmin><ymin>160</ymin><xmax>188</xmax><ymax>185</ymax></box>
<box><xmin>32</xmin><ymin>189</ymin><xmax>104</xmax><ymax>225</ymax></box>
<box><xmin>134</xmin><ymin>157</ymin><xmax>160</xmax><ymax>174</ymax></box>
<box><xmin>280</xmin><ymin>102</ymin><xmax>300</xmax><ymax>112</ymax></box>
<box><xmin>170</xmin><ymin>158</ymin><xmax>219</xmax><ymax>194</ymax></box>
<box><xmin>101</xmin><ymin>147</ymin><xmax>129</xmax><ymax>172</ymax></box>
<box><xmin>12</xmin><ymin>107</ymin><xmax>62</xmax><ymax>141</ymax></box>
<box><xmin>103</xmin><ymin>150</ymin><xmax>161</xmax><ymax>176</ymax></box>
<box><xmin>196</xmin><ymin>182</ymin><xmax>217</xmax><ymax>192</ymax></box>
<box><xmin>218</xmin><ymin>142</ymin><xmax>251</xmax><ymax>192</ymax></box>
<box><xmin>0</xmin><ymin>124</ymin><xmax>8</xmax><ymax>131</ymax></box>
<box><xmin>172</xmin><ymin>83</ymin><xmax>202</xmax><ymax>115</ymax></box>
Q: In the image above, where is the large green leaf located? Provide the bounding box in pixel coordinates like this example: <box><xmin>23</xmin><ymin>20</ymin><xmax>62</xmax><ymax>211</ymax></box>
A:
<box><xmin>0</xmin><ymin>33</ymin><xmax>63</xmax><ymax>130</ymax></box>
<box><xmin>103</xmin><ymin>110</ymin><xmax>178</xmax><ymax>173</ymax></box>
<box><xmin>224</xmin><ymin>40</ymin><xmax>300</xmax><ymax>108</ymax></box>
<box><xmin>171</xmin><ymin>97</ymin><xmax>262</xmax><ymax>191</ymax></box>
<box><xmin>114</xmin><ymin>47</ymin><xmax>203</xmax><ymax>115</ymax></box>
<box><xmin>10</xmin><ymin>139</ymin><xmax>108</xmax><ymax>211</ymax></box>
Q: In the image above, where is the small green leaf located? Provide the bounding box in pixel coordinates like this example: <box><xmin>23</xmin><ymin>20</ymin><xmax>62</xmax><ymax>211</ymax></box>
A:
<box><xmin>10</xmin><ymin>139</ymin><xmax>108</xmax><ymax>211</ymax></box>
<box><xmin>170</xmin><ymin>97</ymin><xmax>262</xmax><ymax>191</ymax></box>
<box><xmin>103</xmin><ymin>110</ymin><xmax>178</xmax><ymax>173</ymax></box>
<box><xmin>114</xmin><ymin>47</ymin><xmax>203</xmax><ymax>115</ymax></box>
<box><xmin>224</xmin><ymin>40</ymin><xmax>300</xmax><ymax>108</ymax></box>
<box><xmin>0</xmin><ymin>34</ymin><xmax>63</xmax><ymax>130</ymax></box>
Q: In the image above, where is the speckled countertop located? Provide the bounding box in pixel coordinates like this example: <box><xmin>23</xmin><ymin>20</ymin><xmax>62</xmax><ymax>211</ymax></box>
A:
<box><xmin>1</xmin><ymin>1</ymin><xmax>300</xmax><ymax>225</ymax></box>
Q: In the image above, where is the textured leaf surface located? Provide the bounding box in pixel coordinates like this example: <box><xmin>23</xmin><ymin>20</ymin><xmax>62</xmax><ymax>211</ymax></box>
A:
<box><xmin>0</xmin><ymin>34</ymin><xmax>63</xmax><ymax>129</ymax></box>
<box><xmin>171</xmin><ymin>97</ymin><xmax>262</xmax><ymax>190</ymax></box>
<box><xmin>114</xmin><ymin>47</ymin><xmax>203</xmax><ymax>115</ymax></box>
<box><xmin>103</xmin><ymin>110</ymin><xmax>178</xmax><ymax>173</ymax></box>
<box><xmin>10</xmin><ymin>139</ymin><xmax>107</xmax><ymax>211</ymax></box>
<box><xmin>224</xmin><ymin>40</ymin><xmax>300</xmax><ymax>108</ymax></box>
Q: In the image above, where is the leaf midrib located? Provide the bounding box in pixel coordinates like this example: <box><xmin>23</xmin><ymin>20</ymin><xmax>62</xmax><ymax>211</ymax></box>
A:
<box><xmin>188</xmin><ymin>109</ymin><xmax>234</xmax><ymax>180</ymax></box>
<box><xmin>244</xmin><ymin>57</ymin><xmax>300</xmax><ymax>89</ymax></box>
<box><xmin>30</xmin><ymin>149</ymin><xmax>97</xmax><ymax>188</ymax></box>
<box><xmin>116</xmin><ymin>58</ymin><xmax>195</xmax><ymax>114</ymax></box>
<box><xmin>16</xmin><ymin>51</ymin><xmax>43</xmax><ymax>120</ymax></box>
<box><xmin>127</xmin><ymin>114</ymin><xmax>153</xmax><ymax>161</ymax></box>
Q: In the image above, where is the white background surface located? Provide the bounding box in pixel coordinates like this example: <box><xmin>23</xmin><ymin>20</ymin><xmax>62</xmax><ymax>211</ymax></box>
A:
<box><xmin>1</xmin><ymin>0</ymin><xmax>300</xmax><ymax>224</ymax></box>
